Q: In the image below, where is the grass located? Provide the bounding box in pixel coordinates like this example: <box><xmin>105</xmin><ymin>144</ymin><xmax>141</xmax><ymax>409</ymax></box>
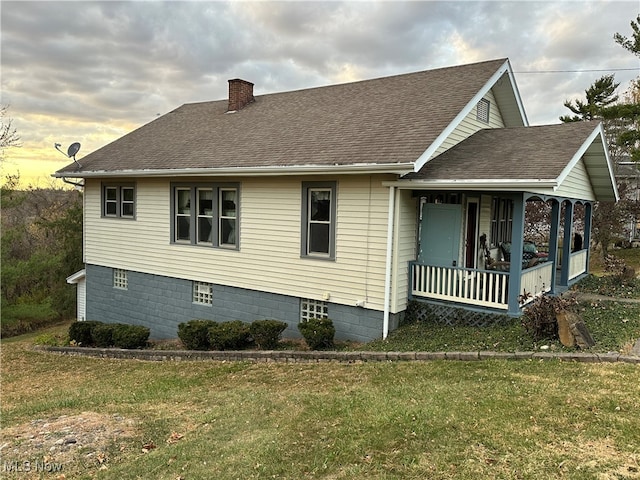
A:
<box><xmin>1</xmin><ymin>250</ymin><xmax>639</xmax><ymax>478</ymax></box>
<box><xmin>588</xmin><ymin>246</ymin><xmax>640</xmax><ymax>275</ymax></box>
<box><xmin>365</xmin><ymin>300</ymin><xmax>640</xmax><ymax>355</ymax></box>
<box><xmin>2</xmin><ymin>325</ymin><xmax>640</xmax><ymax>479</ymax></box>
<box><xmin>0</xmin><ymin>301</ymin><xmax>60</xmax><ymax>337</ymax></box>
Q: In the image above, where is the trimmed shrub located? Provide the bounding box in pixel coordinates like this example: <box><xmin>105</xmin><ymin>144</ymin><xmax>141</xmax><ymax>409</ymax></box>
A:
<box><xmin>250</xmin><ymin>319</ymin><xmax>287</xmax><ymax>349</ymax></box>
<box><xmin>298</xmin><ymin>317</ymin><xmax>335</xmax><ymax>350</ymax></box>
<box><xmin>208</xmin><ymin>321</ymin><xmax>253</xmax><ymax>350</ymax></box>
<box><xmin>68</xmin><ymin>320</ymin><xmax>102</xmax><ymax>346</ymax></box>
<box><xmin>178</xmin><ymin>319</ymin><xmax>216</xmax><ymax>350</ymax></box>
<box><xmin>92</xmin><ymin>323</ymin><xmax>115</xmax><ymax>348</ymax></box>
<box><xmin>111</xmin><ymin>324</ymin><xmax>150</xmax><ymax>349</ymax></box>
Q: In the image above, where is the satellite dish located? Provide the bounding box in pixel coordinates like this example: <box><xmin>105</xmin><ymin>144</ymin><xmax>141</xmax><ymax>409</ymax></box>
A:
<box><xmin>54</xmin><ymin>141</ymin><xmax>82</xmax><ymax>168</ymax></box>
<box><xmin>67</xmin><ymin>142</ymin><xmax>81</xmax><ymax>158</ymax></box>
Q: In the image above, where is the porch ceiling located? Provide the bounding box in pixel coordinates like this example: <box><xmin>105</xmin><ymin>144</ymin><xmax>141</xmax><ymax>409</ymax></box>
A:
<box><xmin>398</xmin><ymin>122</ymin><xmax>618</xmax><ymax>202</ymax></box>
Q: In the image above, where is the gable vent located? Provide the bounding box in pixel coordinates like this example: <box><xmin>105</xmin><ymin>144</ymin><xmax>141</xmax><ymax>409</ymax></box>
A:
<box><xmin>477</xmin><ymin>98</ymin><xmax>490</xmax><ymax>123</ymax></box>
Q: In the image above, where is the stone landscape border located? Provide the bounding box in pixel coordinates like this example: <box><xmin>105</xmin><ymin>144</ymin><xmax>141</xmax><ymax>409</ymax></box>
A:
<box><xmin>37</xmin><ymin>346</ymin><xmax>640</xmax><ymax>364</ymax></box>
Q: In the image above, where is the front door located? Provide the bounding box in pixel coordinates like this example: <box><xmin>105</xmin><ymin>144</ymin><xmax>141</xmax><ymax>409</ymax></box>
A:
<box><xmin>418</xmin><ymin>203</ymin><xmax>462</xmax><ymax>267</ymax></box>
<box><xmin>465</xmin><ymin>200</ymin><xmax>478</xmax><ymax>268</ymax></box>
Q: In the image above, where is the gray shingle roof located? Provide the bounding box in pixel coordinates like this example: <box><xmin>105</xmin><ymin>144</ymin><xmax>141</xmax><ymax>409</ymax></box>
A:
<box><xmin>404</xmin><ymin>122</ymin><xmax>604</xmax><ymax>181</ymax></box>
<box><xmin>55</xmin><ymin>59</ymin><xmax>508</xmax><ymax>176</ymax></box>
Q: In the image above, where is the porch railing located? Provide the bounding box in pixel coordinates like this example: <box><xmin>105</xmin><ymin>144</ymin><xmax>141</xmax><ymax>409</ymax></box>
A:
<box><xmin>410</xmin><ymin>262</ymin><xmax>509</xmax><ymax>310</ymax></box>
<box><xmin>519</xmin><ymin>261</ymin><xmax>553</xmax><ymax>306</ymax></box>
<box><xmin>569</xmin><ymin>250</ymin><xmax>588</xmax><ymax>280</ymax></box>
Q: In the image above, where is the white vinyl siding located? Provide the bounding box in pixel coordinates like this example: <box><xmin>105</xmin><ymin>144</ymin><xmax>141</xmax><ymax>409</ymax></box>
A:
<box><xmin>77</xmin><ymin>277</ymin><xmax>86</xmax><ymax>321</ymax></box>
<box><xmin>390</xmin><ymin>189</ymin><xmax>417</xmax><ymax>313</ymax></box>
<box><xmin>431</xmin><ymin>89</ymin><xmax>505</xmax><ymax>159</ymax></box>
<box><xmin>529</xmin><ymin>158</ymin><xmax>596</xmax><ymax>202</ymax></box>
<box><xmin>84</xmin><ymin>175</ymin><xmax>395</xmax><ymax>311</ymax></box>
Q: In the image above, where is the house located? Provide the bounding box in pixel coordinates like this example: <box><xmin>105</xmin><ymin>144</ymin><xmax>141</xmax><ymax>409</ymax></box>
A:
<box><xmin>66</xmin><ymin>269</ymin><xmax>86</xmax><ymax>321</ymax></box>
<box><xmin>616</xmin><ymin>161</ymin><xmax>640</xmax><ymax>243</ymax></box>
<box><xmin>55</xmin><ymin>58</ymin><xmax>618</xmax><ymax>342</ymax></box>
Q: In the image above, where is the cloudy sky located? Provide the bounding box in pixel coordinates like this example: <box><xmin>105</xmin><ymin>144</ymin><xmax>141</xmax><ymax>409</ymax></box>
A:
<box><xmin>1</xmin><ymin>1</ymin><xmax>638</xmax><ymax>186</ymax></box>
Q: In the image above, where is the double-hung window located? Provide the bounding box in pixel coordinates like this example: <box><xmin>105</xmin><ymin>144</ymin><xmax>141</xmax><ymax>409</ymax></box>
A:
<box><xmin>172</xmin><ymin>183</ymin><xmax>239</xmax><ymax>248</ymax></box>
<box><xmin>490</xmin><ymin>197</ymin><xmax>513</xmax><ymax>248</ymax></box>
<box><xmin>301</xmin><ymin>182</ymin><xmax>336</xmax><ymax>259</ymax></box>
<box><xmin>219</xmin><ymin>188</ymin><xmax>237</xmax><ymax>246</ymax></box>
<box><xmin>103</xmin><ymin>184</ymin><xmax>136</xmax><ymax>218</ymax></box>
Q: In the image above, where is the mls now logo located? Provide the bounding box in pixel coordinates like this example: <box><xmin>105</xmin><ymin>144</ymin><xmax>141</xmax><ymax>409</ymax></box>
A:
<box><xmin>3</xmin><ymin>460</ymin><xmax>63</xmax><ymax>473</ymax></box>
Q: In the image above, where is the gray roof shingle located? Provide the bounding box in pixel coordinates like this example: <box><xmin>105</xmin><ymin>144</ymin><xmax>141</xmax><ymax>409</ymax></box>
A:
<box><xmin>403</xmin><ymin>122</ymin><xmax>603</xmax><ymax>181</ymax></box>
<box><xmin>55</xmin><ymin>59</ymin><xmax>508</xmax><ymax>176</ymax></box>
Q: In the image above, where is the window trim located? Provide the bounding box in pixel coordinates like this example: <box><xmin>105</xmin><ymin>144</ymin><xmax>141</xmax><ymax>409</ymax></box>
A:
<box><xmin>102</xmin><ymin>183</ymin><xmax>136</xmax><ymax>219</ymax></box>
<box><xmin>171</xmin><ymin>183</ymin><xmax>240</xmax><ymax>249</ymax></box>
<box><xmin>301</xmin><ymin>181</ymin><xmax>336</xmax><ymax>260</ymax></box>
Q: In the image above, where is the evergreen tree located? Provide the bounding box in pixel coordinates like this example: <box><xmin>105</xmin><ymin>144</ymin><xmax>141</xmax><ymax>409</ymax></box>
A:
<box><xmin>614</xmin><ymin>14</ymin><xmax>640</xmax><ymax>58</ymax></box>
<box><xmin>559</xmin><ymin>16</ymin><xmax>640</xmax><ymax>255</ymax></box>
<box><xmin>559</xmin><ymin>75</ymin><xmax>619</xmax><ymax>123</ymax></box>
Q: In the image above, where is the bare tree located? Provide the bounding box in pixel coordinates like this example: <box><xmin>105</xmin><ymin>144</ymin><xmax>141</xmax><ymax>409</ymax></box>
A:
<box><xmin>0</xmin><ymin>105</ymin><xmax>21</xmax><ymax>162</ymax></box>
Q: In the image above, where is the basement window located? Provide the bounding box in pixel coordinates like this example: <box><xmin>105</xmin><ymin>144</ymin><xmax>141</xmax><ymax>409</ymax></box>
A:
<box><xmin>193</xmin><ymin>281</ymin><xmax>213</xmax><ymax>305</ymax></box>
<box><xmin>300</xmin><ymin>299</ymin><xmax>328</xmax><ymax>322</ymax></box>
<box><xmin>113</xmin><ymin>269</ymin><xmax>128</xmax><ymax>290</ymax></box>
<box><xmin>477</xmin><ymin>98</ymin><xmax>490</xmax><ymax>123</ymax></box>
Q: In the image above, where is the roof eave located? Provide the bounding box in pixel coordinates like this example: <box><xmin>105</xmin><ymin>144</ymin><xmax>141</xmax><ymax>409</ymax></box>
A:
<box><xmin>384</xmin><ymin>178</ymin><xmax>558</xmax><ymax>190</ymax></box>
<box><xmin>53</xmin><ymin>162</ymin><xmax>416</xmax><ymax>179</ymax></box>
<box><xmin>555</xmin><ymin>123</ymin><xmax>620</xmax><ymax>202</ymax></box>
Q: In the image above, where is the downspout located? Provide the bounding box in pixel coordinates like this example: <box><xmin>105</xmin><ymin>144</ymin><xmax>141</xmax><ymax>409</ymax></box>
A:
<box><xmin>383</xmin><ymin>186</ymin><xmax>396</xmax><ymax>339</ymax></box>
<box><xmin>62</xmin><ymin>177</ymin><xmax>84</xmax><ymax>189</ymax></box>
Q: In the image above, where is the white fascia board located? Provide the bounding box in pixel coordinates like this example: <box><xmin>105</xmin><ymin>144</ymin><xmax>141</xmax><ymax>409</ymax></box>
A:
<box><xmin>383</xmin><ymin>179</ymin><xmax>558</xmax><ymax>190</ymax></box>
<box><xmin>53</xmin><ymin>163</ymin><xmax>415</xmax><ymax>179</ymax></box>
<box><xmin>66</xmin><ymin>269</ymin><xmax>86</xmax><ymax>284</ymax></box>
<box><xmin>504</xmin><ymin>58</ymin><xmax>529</xmax><ymax>127</ymax></box>
<box><xmin>413</xmin><ymin>59</ymin><xmax>524</xmax><ymax>173</ymax></box>
<box><xmin>555</xmin><ymin>123</ymin><xmax>619</xmax><ymax>201</ymax></box>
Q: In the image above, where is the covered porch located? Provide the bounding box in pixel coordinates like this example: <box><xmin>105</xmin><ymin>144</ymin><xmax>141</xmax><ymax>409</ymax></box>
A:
<box><xmin>408</xmin><ymin>193</ymin><xmax>592</xmax><ymax>315</ymax></box>
<box><xmin>392</xmin><ymin>121</ymin><xmax>617</xmax><ymax>318</ymax></box>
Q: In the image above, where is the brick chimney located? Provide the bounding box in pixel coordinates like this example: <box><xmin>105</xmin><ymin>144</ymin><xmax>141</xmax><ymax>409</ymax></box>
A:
<box><xmin>228</xmin><ymin>79</ymin><xmax>254</xmax><ymax>112</ymax></box>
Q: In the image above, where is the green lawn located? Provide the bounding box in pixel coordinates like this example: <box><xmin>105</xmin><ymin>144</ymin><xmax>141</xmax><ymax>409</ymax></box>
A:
<box><xmin>589</xmin><ymin>246</ymin><xmax>640</xmax><ymax>276</ymax></box>
<box><xmin>2</xmin><ymin>326</ymin><xmax>640</xmax><ymax>480</ymax></box>
<box><xmin>2</xmin><ymin>249</ymin><xmax>639</xmax><ymax>479</ymax></box>
<box><xmin>365</xmin><ymin>300</ymin><xmax>640</xmax><ymax>355</ymax></box>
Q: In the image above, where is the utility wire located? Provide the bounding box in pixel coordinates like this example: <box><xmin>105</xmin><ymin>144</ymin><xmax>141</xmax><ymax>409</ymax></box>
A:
<box><xmin>515</xmin><ymin>67</ymin><xmax>639</xmax><ymax>74</ymax></box>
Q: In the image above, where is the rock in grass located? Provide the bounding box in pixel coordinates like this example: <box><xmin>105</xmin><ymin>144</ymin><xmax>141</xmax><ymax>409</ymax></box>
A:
<box><xmin>556</xmin><ymin>311</ymin><xmax>576</xmax><ymax>347</ymax></box>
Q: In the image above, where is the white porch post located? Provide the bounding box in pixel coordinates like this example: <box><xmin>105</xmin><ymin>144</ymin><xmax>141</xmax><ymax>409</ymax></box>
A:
<box><xmin>560</xmin><ymin>201</ymin><xmax>574</xmax><ymax>286</ymax></box>
<box><xmin>383</xmin><ymin>186</ymin><xmax>396</xmax><ymax>339</ymax></box>
<box><xmin>548</xmin><ymin>199</ymin><xmax>561</xmax><ymax>294</ymax></box>
<box><xmin>507</xmin><ymin>193</ymin><xmax>525</xmax><ymax>315</ymax></box>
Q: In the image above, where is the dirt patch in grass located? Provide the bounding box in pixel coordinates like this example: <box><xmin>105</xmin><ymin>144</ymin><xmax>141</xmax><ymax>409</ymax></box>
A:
<box><xmin>557</xmin><ymin>439</ymin><xmax>640</xmax><ymax>479</ymax></box>
<box><xmin>0</xmin><ymin>411</ymin><xmax>138</xmax><ymax>478</ymax></box>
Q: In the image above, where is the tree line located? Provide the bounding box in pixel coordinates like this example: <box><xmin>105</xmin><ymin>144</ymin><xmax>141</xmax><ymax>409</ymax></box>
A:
<box><xmin>1</xmin><ymin>174</ymin><xmax>84</xmax><ymax>335</ymax></box>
